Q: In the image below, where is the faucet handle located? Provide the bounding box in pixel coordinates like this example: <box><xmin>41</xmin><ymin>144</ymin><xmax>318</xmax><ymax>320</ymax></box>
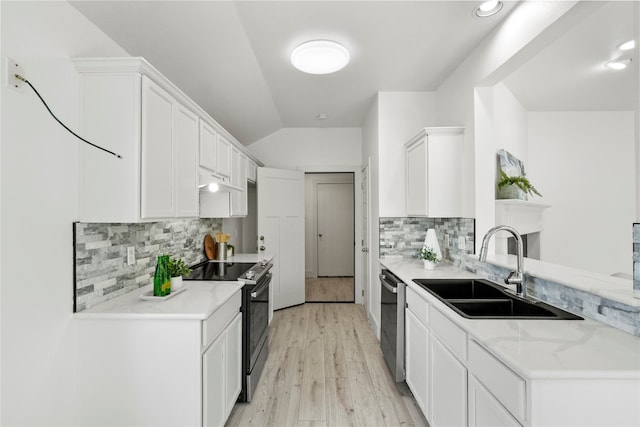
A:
<box><xmin>505</xmin><ymin>271</ymin><xmax>524</xmax><ymax>295</ymax></box>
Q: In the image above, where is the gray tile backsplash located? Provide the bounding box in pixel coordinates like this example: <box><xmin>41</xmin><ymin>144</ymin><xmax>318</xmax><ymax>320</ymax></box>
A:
<box><xmin>379</xmin><ymin>217</ymin><xmax>475</xmax><ymax>260</ymax></box>
<box><xmin>74</xmin><ymin>218</ymin><xmax>222</xmax><ymax>312</ymax></box>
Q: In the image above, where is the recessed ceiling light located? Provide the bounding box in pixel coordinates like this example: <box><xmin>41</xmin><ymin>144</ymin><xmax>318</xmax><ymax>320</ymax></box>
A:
<box><xmin>475</xmin><ymin>1</ymin><xmax>503</xmax><ymax>17</ymax></box>
<box><xmin>291</xmin><ymin>40</ymin><xmax>350</xmax><ymax>74</ymax></box>
<box><xmin>605</xmin><ymin>57</ymin><xmax>632</xmax><ymax>70</ymax></box>
<box><xmin>618</xmin><ymin>40</ymin><xmax>636</xmax><ymax>51</ymax></box>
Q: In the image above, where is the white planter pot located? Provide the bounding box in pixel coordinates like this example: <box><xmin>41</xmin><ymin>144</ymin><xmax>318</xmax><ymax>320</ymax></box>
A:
<box><xmin>170</xmin><ymin>276</ymin><xmax>183</xmax><ymax>290</ymax></box>
<box><xmin>423</xmin><ymin>260</ymin><xmax>437</xmax><ymax>270</ymax></box>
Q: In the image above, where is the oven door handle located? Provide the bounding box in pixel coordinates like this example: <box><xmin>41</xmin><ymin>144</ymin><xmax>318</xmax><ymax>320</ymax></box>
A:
<box><xmin>380</xmin><ymin>275</ymin><xmax>398</xmax><ymax>294</ymax></box>
<box><xmin>251</xmin><ymin>274</ymin><xmax>271</xmax><ymax>298</ymax></box>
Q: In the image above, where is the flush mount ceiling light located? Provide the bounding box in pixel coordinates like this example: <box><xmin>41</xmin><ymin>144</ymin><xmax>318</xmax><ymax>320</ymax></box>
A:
<box><xmin>475</xmin><ymin>0</ymin><xmax>503</xmax><ymax>17</ymax></box>
<box><xmin>291</xmin><ymin>40</ymin><xmax>350</xmax><ymax>74</ymax></box>
<box><xmin>618</xmin><ymin>40</ymin><xmax>636</xmax><ymax>51</ymax></box>
<box><xmin>605</xmin><ymin>57</ymin><xmax>632</xmax><ymax>70</ymax></box>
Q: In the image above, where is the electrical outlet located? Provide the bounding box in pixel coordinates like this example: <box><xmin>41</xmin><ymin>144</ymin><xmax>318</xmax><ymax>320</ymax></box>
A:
<box><xmin>6</xmin><ymin>58</ymin><xmax>24</xmax><ymax>91</ymax></box>
<box><xmin>127</xmin><ymin>246</ymin><xmax>136</xmax><ymax>266</ymax></box>
<box><xmin>458</xmin><ymin>236</ymin><xmax>466</xmax><ymax>250</ymax></box>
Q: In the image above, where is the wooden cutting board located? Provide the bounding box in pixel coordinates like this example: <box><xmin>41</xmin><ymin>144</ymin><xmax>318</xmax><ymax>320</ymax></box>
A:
<box><xmin>204</xmin><ymin>234</ymin><xmax>215</xmax><ymax>260</ymax></box>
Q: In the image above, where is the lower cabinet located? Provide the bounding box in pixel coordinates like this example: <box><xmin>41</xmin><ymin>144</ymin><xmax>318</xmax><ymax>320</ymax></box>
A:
<box><xmin>203</xmin><ymin>312</ymin><xmax>242</xmax><ymax>427</ymax></box>
<box><xmin>75</xmin><ymin>289</ymin><xmax>242</xmax><ymax>427</ymax></box>
<box><xmin>468</xmin><ymin>375</ymin><xmax>522</xmax><ymax>427</ymax></box>
<box><xmin>430</xmin><ymin>336</ymin><xmax>467</xmax><ymax>427</ymax></box>
<box><xmin>405</xmin><ymin>308</ymin><xmax>429</xmax><ymax>416</ymax></box>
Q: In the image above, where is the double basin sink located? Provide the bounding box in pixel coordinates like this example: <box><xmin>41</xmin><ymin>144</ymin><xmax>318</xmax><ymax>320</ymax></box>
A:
<box><xmin>413</xmin><ymin>278</ymin><xmax>582</xmax><ymax>320</ymax></box>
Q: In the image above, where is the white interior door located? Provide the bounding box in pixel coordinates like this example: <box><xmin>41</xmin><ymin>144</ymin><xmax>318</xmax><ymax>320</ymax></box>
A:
<box><xmin>257</xmin><ymin>167</ymin><xmax>305</xmax><ymax>312</ymax></box>
<box><xmin>317</xmin><ymin>183</ymin><xmax>354</xmax><ymax>276</ymax></box>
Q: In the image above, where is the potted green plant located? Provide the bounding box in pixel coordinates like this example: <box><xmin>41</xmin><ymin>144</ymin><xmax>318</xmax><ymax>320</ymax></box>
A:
<box><xmin>418</xmin><ymin>246</ymin><xmax>440</xmax><ymax>270</ymax></box>
<box><xmin>497</xmin><ymin>170</ymin><xmax>542</xmax><ymax>200</ymax></box>
<box><xmin>167</xmin><ymin>257</ymin><xmax>191</xmax><ymax>290</ymax></box>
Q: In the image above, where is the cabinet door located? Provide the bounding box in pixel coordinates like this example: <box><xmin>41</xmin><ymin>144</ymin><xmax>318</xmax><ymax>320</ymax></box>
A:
<box><xmin>225</xmin><ymin>313</ymin><xmax>242</xmax><ymax>417</ymax></box>
<box><xmin>173</xmin><ymin>104</ymin><xmax>199</xmax><ymax>217</ymax></box>
<box><xmin>468</xmin><ymin>376</ymin><xmax>522</xmax><ymax>427</ymax></box>
<box><xmin>431</xmin><ymin>335</ymin><xmax>467</xmax><ymax>427</ymax></box>
<box><xmin>230</xmin><ymin>151</ymin><xmax>248</xmax><ymax>217</ymax></box>
<box><xmin>216</xmin><ymin>134</ymin><xmax>232</xmax><ymax>178</ymax></box>
<box><xmin>405</xmin><ymin>308</ymin><xmax>430</xmax><ymax>417</ymax></box>
<box><xmin>406</xmin><ymin>138</ymin><xmax>427</xmax><ymax>216</ymax></box>
<box><xmin>200</xmin><ymin>120</ymin><xmax>217</xmax><ymax>172</ymax></box>
<box><xmin>247</xmin><ymin>159</ymin><xmax>257</xmax><ymax>183</ymax></box>
<box><xmin>141</xmin><ymin>77</ymin><xmax>175</xmax><ymax>218</ymax></box>
<box><xmin>203</xmin><ymin>333</ymin><xmax>226</xmax><ymax>427</ymax></box>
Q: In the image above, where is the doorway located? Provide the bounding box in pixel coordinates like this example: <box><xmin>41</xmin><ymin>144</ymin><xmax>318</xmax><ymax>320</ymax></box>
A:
<box><xmin>304</xmin><ymin>173</ymin><xmax>355</xmax><ymax>302</ymax></box>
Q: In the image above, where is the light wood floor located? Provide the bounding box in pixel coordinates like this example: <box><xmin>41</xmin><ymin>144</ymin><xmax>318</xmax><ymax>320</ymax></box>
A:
<box><xmin>226</xmin><ymin>303</ymin><xmax>428</xmax><ymax>427</ymax></box>
<box><xmin>305</xmin><ymin>278</ymin><xmax>355</xmax><ymax>302</ymax></box>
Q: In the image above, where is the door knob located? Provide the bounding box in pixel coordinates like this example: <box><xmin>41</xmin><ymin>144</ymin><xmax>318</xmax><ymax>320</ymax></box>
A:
<box><xmin>259</xmin><ymin>235</ymin><xmax>265</xmax><ymax>241</ymax></box>
<box><xmin>259</xmin><ymin>245</ymin><xmax>266</xmax><ymax>251</ymax></box>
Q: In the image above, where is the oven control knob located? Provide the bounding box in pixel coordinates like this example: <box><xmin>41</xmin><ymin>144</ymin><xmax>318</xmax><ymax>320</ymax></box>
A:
<box><xmin>246</xmin><ymin>271</ymin><xmax>255</xmax><ymax>280</ymax></box>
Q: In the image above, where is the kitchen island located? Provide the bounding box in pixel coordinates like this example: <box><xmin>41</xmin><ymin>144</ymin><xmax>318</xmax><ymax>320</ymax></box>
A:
<box><xmin>380</xmin><ymin>257</ymin><xmax>640</xmax><ymax>427</ymax></box>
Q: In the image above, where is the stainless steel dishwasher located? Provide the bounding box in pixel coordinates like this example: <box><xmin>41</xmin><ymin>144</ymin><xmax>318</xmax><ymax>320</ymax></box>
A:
<box><xmin>379</xmin><ymin>269</ymin><xmax>406</xmax><ymax>382</ymax></box>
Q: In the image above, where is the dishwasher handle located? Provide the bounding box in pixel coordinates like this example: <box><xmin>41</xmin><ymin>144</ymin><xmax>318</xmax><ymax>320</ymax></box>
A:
<box><xmin>380</xmin><ymin>274</ymin><xmax>398</xmax><ymax>294</ymax></box>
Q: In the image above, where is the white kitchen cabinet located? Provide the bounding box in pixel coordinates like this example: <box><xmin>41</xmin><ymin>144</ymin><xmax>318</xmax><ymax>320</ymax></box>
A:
<box><xmin>203</xmin><ymin>312</ymin><xmax>242</xmax><ymax>427</ymax></box>
<box><xmin>405</xmin><ymin>127</ymin><xmax>464</xmax><ymax>217</ymax></box>
<box><xmin>216</xmin><ymin>134</ymin><xmax>232</xmax><ymax>178</ymax></box>
<box><xmin>405</xmin><ymin>307</ymin><xmax>430</xmax><ymax>417</ymax></box>
<box><xmin>231</xmin><ymin>150</ymin><xmax>248</xmax><ymax>217</ymax></box>
<box><xmin>173</xmin><ymin>103</ymin><xmax>200</xmax><ymax>217</ymax></box>
<box><xmin>76</xmin><ymin>288</ymin><xmax>242</xmax><ymax>427</ymax></box>
<box><xmin>247</xmin><ymin>159</ymin><xmax>258</xmax><ymax>183</ymax></box>
<box><xmin>468</xmin><ymin>375</ymin><xmax>522</xmax><ymax>427</ymax></box>
<box><xmin>430</xmin><ymin>335</ymin><xmax>468</xmax><ymax>427</ymax></box>
<box><xmin>75</xmin><ymin>58</ymin><xmax>199</xmax><ymax>221</ymax></box>
<box><xmin>199</xmin><ymin>119</ymin><xmax>232</xmax><ymax>181</ymax></box>
<box><xmin>140</xmin><ymin>78</ymin><xmax>199</xmax><ymax>219</ymax></box>
<box><xmin>200</xmin><ymin>119</ymin><xmax>218</xmax><ymax>172</ymax></box>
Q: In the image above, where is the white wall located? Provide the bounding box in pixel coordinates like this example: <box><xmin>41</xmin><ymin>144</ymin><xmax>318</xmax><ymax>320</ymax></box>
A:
<box><xmin>436</xmin><ymin>1</ymin><xmax>579</xmax><ymax>248</ymax></box>
<box><xmin>247</xmin><ymin>127</ymin><xmax>361</xmax><ymax>169</ymax></box>
<box><xmin>528</xmin><ymin>111</ymin><xmax>635</xmax><ymax>275</ymax></box>
<box><xmin>493</xmin><ymin>83</ymin><xmax>528</xmax><ymax>166</ymax></box>
<box><xmin>1</xmin><ymin>2</ymin><xmax>128</xmax><ymax>425</ymax></box>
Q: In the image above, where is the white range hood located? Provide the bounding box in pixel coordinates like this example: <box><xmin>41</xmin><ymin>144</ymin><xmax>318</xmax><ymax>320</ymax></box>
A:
<box><xmin>198</xmin><ymin>170</ymin><xmax>244</xmax><ymax>193</ymax></box>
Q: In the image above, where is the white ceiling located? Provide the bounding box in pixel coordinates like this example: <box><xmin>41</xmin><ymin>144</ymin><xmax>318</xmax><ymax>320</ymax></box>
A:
<box><xmin>70</xmin><ymin>0</ymin><xmax>516</xmax><ymax>145</ymax></box>
<box><xmin>70</xmin><ymin>1</ymin><xmax>636</xmax><ymax>145</ymax></box>
<box><xmin>503</xmin><ymin>1</ymin><xmax>637</xmax><ymax>112</ymax></box>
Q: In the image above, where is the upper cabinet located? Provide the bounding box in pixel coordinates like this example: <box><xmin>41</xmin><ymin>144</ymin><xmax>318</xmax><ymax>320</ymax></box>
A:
<box><xmin>74</xmin><ymin>57</ymin><xmax>260</xmax><ymax>222</ymax></box>
<box><xmin>405</xmin><ymin>127</ymin><xmax>464</xmax><ymax>217</ymax></box>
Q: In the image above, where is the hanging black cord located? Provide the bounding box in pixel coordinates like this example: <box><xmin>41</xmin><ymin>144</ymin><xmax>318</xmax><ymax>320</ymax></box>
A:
<box><xmin>16</xmin><ymin>74</ymin><xmax>122</xmax><ymax>159</ymax></box>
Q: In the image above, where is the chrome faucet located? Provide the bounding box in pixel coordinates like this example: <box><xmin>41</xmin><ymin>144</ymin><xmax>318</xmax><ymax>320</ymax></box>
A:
<box><xmin>478</xmin><ymin>225</ymin><xmax>526</xmax><ymax>298</ymax></box>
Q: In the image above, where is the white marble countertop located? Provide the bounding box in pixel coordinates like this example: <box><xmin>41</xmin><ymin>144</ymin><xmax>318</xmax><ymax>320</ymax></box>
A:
<box><xmin>73</xmin><ymin>281</ymin><xmax>243</xmax><ymax>320</ymax></box>
<box><xmin>379</xmin><ymin>257</ymin><xmax>640</xmax><ymax>381</ymax></box>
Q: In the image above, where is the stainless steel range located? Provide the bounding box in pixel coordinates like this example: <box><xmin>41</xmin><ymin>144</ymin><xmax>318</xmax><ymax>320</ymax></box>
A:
<box><xmin>186</xmin><ymin>260</ymin><xmax>272</xmax><ymax>402</ymax></box>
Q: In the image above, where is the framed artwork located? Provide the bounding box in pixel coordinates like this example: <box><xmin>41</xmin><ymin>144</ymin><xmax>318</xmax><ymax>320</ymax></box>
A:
<box><xmin>497</xmin><ymin>149</ymin><xmax>525</xmax><ymax>177</ymax></box>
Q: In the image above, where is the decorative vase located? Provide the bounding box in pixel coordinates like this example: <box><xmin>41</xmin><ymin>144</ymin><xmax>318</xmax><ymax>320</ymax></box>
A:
<box><xmin>497</xmin><ymin>184</ymin><xmax>527</xmax><ymax>200</ymax></box>
<box><xmin>423</xmin><ymin>260</ymin><xmax>437</xmax><ymax>270</ymax></box>
<box><xmin>170</xmin><ymin>276</ymin><xmax>183</xmax><ymax>290</ymax></box>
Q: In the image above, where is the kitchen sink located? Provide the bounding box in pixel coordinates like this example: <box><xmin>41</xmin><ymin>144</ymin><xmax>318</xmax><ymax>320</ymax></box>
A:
<box><xmin>412</xmin><ymin>278</ymin><xmax>507</xmax><ymax>299</ymax></box>
<box><xmin>412</xmin><ymin>278</ymin><xmax>582</xmax><ymax>320</ymax></box>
